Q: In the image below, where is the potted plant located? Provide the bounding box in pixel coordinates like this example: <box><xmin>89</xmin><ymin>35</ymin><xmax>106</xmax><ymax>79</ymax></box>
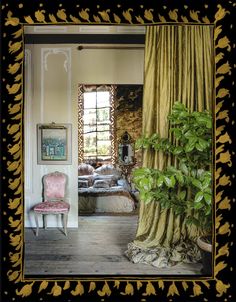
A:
<box><xmin>132</xmin><ymin>102</ymin><xmax>212</xmax><ymax>274</ymax></box>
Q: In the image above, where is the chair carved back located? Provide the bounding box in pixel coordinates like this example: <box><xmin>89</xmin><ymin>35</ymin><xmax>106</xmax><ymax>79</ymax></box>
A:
<box><xmin>43</xmin><ymin>171</ymin><xmax>67</xmax><ymax>202</ymax></box>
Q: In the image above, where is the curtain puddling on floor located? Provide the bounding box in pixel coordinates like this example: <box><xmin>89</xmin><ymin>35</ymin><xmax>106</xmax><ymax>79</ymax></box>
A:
<box><xmin>125</xmin><ymin>25</ymin><xmax>214</xmax><ymax>268</ymax></box>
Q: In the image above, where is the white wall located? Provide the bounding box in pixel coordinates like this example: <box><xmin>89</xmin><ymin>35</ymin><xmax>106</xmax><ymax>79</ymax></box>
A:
<box><xmin>24</xmin><ymin>43</ymin><xmax>144</xmax><ymax>228</ymax></box>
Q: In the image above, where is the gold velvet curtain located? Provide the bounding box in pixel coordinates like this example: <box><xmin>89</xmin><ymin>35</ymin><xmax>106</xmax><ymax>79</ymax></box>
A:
<box><xmin>125</xmin><ymin>25</ymin><xmax>214</xmax><ymax>266</ymax></box>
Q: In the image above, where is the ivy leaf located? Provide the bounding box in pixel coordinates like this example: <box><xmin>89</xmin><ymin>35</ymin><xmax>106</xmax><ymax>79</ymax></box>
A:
<box><xmin>194</xmin><ymin>201</ymin><xmax>204</xmax><ymax>209</ymax></box>
<box><xmin>176</xmin><ymin>172</ymin><xmax>184</xmax><ymax>184</ymax></box>
<box><xmin>180</xmin><ymin>163</ymin><xmax>188</xmax><ymax>175</ymax></box>
<box><xmin>204</xmin><ymin>193</ymin><xmax>212</xmax><ymax>204</ymax></box>
<box><xmin>170</xmin><ymin>175</ymin><xmax>176</xmax><ymax>187</ymax></box>
<box><xmin>195</xmin><ymin>143</ymin><xmax>204</xmax><ymax>151</ymax></box>
<box><xmin>140</xmin><ymin>178</ymin><xmax>152</xmax><ymax>191</ymax></box>
<box><xmin>164</xmin><ymin>176</ymin><xmax>172</xmax><ymax>187</ymax></box>
<box><xmin>192</xmin><ymin>179</ymin><xmax>202</xmax><ymax>190</ymax></box>
<box><xmin>179</xmin><ymin>190</ymin><xmax>186</xmax><ymax>200</ymax></box>
<box><xmin>157</xmin><ymin>175</ymin><xmax>164</xmax><ymax>187</ymax></box>
<box><xmin>194</xmin><ymin>191</ymin><xmax>204</xmax><ymax>203</ymax></box>
<box><xmin>173</xmin><ymin>146</ymin><xmax>183</xmax><ymax>155</ymax></box>
<box><xmin>185</xmin><ymin>140</ymin><xmax>196</xmax><ymax>152</ymax></box>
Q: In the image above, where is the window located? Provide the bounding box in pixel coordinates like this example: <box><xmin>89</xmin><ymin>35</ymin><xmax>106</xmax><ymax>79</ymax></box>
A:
<box><xmin>78</xmin><ymin>85</ymin><xmax>116</xmax><ymax>166</ymax></box>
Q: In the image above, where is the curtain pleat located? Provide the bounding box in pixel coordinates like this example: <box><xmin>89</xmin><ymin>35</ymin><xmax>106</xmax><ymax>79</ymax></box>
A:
<box><xmin>125</xmin><ymin>25</ymin><xmax>214</xmax><ymax>267</ymax></box>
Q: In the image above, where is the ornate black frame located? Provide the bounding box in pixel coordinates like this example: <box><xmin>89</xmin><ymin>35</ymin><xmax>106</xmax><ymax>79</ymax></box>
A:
<box><xmin>1</xmin><ymin>0</ymin><xmax>236</xmax><ymax>301</ymax></box>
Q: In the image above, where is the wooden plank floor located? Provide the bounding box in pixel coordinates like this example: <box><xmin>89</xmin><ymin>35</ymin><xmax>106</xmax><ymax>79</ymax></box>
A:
<box><xmin>24</xmin><ymin>215</ymin><xmax>202</xmax><ymax>276</ymax></box>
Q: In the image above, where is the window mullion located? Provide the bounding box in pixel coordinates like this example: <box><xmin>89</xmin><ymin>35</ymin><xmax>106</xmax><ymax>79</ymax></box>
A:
<box><xmin>96</xmin><ymin>88</ymin><xmax>98</xmax><ymax>164</ymax></box>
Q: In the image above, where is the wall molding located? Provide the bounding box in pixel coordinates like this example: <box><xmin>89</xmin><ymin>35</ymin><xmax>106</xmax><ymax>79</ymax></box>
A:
<box><xmin>41</xmin><ymin>47</ymin><xmax>72</xmax><ymax>122</ymax></box>
<box><xmin>24</xmin><ymin>49</ymin><xmax>33</xmax><ymax>193</ymax></box>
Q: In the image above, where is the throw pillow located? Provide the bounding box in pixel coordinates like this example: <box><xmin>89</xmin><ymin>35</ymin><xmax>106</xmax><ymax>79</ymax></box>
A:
<box><xmin>78</xmin><ymin>175</ymin><xmax>94</xmax><ymax>187</ymax></box>
<box><xmin>93</xmin><ymin>174</ymin><xmax>117</xmax><ymax>187</ymax></box>
<box><xmin>78</xmin><ymin>180</ymin><xmax>89</xmax><ymax>188</ymax></box>
<box><xmin>93</xmin><ymin>179</ymin><xmax>110</xmax><ymax>189</ymax></box>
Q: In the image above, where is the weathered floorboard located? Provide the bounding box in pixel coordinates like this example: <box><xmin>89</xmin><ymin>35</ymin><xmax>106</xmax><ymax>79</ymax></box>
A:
<box><xmin>24</xmin><ymin>215</ymin><xmax>202</xmax><ymax>275</ymax></box>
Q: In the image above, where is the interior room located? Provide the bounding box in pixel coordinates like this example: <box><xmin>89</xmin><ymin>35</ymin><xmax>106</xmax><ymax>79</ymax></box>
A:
<box><xmin>24</xmin><ymin>24</ymin><xmax>213</xmax><ymax>276</ymax></box>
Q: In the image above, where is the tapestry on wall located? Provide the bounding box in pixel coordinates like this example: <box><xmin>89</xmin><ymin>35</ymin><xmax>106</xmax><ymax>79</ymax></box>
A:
<box><xmin>116</xmin><ymin>85</ymin><xmax>143</xmax><ymax>166</ymax></box>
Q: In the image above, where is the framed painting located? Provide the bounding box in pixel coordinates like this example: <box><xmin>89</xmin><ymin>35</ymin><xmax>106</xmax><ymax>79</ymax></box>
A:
<box><xmin>37</xmin><ymin>123</ymin><xmax>72</xmax><ymax>164</ymax></box>
<box><xmin>1</xmin><ymin>0</ymin><xmax>236</xmax><ymax>301</ymax></box>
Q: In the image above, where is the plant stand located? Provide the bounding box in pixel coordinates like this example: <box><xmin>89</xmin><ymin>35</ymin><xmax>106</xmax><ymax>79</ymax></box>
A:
<box><xmin>197</xmin><ymin>236</ymin><xmax>212</xmax><ymax>275</ymax></box>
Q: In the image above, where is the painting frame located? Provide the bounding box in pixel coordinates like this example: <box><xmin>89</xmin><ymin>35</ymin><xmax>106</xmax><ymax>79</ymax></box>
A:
<box><xmin>1</xmin><ymin>0</ymin><xmax>236</xmax><ymax>301</ymax></box>
<box><xmin>37</xmin><ymin>123</ymin><xmax>72</xmax><ymax>165</ymax></box>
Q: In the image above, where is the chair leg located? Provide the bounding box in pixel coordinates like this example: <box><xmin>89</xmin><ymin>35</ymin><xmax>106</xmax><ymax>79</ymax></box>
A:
<box><xmin>34</xmin><ymin>212</ymin><xmax>39</xmax><ymax>236</ymax></box>
<box><xmin>63</xmin><ymin>213</ymin><xmax>68</xmax><ymax>236</ymax></box>
<box><xmin>43</xmin><ymin>214</ymin><xmax>47</xmax><ymax>230</ymax></box>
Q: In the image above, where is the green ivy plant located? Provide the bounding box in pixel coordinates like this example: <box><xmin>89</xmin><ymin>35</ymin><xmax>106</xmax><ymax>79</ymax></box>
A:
<box><xmin>132</xmin><ymin>102</ymin><xmax>212</xmax><ymax>235</ymax></box>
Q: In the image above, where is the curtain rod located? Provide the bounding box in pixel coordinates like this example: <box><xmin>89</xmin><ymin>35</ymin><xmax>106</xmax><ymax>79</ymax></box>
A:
<box><xmin>77</xmin><ymin>45</ymin><xmax>144</xmax><ymax>50</ymax></box>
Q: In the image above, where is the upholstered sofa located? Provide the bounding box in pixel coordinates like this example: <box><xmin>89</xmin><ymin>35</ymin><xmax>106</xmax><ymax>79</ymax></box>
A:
<box><xmin>78</xmin><ymin>163</ymin><xmax>135</xmax><ymax>214</ymax></box>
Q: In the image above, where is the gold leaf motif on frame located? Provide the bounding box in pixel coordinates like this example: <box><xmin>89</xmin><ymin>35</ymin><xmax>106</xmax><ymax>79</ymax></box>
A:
<box><xmin>15</xmin><ymin>51</ymin><xmax>24</xmax><ymax>61</ymax></box>
<box><xmin>216</xmin><ymin>243</ymin><xmax>230</xmax><ymax>258</ymax></box>
<box><xmin>12</xmin><ymin>28</ymin><xmax>23</xmax><ymax>39</ymax></box>
<box><xmin>218</xmin><ymin>175</ymin><xmax>232</xmax><ymax>187</ymax></box>
<box><xmin>71</xmin><ymin>281</ymin><xmax>85</xmax><ymax>296</ymax></box>
<box><xmin>215</xmin><ymin>76</ymin><xmax>224</xmax><ymax>88</ymax></box>
<box><xmin>49</xmin><ymin>14</ymin><xmax>58</xmax><ymax>23</ymax></box>
<box><xmin>8</xmin><ymin>41</ymin><xmax>22</xmax><ymax>54</ymax></box>
<box><xmin>56</xmin><ymin>9</ymin><xmax>67</xmax><ymax>22</ymax></box>
<box><xmin>216</xmin><ymin>151</ymin><xmax>232</xmax><ymax>166</ymax></box>
<box><xmin>136</xmin><ymin>16</ymin><xmax>144</xmax><ymax>24</ymax></box>
<box><xmin>167</xmin><ymin>282</ymin><xmax>180</xmax><ymax>296</ymax></box>
<box><xmin>7</xmin><ymin>124</ymin><xmax>20</xmax><ymax>135</ymax></box>
<box><xmin>137</xmin><ymin>280</ymin><xmax>142</xmax><ymax>290</ymax></box>
<box><xmin>98</xmin><ymin>9</ymin><xmax>111</xmax><ymax>22</ymax></box>
<box><xmin>7</xmin><ymin>270</ymin><xmax>20</xmax><ymax>282</ymax></box>
<box><xmin>216</xmin><ymin>36</ymin><xmax>231</xmax><ymax>51</ymax></box>
<box><xmin>202</xmin><ymin>16</ymin><xmax>210</xmax><ymax>23</ymax></box>
<box><xmin>121</xmin><ymin>282</ymin><xmax>134</xmax><ymax>295</ymax></box>
<box><xmin>16</xmin><ymin>282</ymin><xmax>34</xmax><ymax>297</ymax></box>
<box><xmin>214</xmin><ymin>25</ymin><xmax>222</xmax><ymax>40</ymax></box>
<box><xmin>158</xmin><ymin>280</ymin><xmax>164</xmax><ymax>289</ymax></box>
<box><xmin>158</xmin><ymin>14</ymin><xmax>166</xmax><ymax>22</ymax></box>
<box><xmin>144</xmin><ymin>9</ymin><xmax>154</xmax><ymax>22</ymax></box>
<box><xmin>97</xmin><ymin>281</ymin><xmax>111</xmax><ymax>296</ymax></box>
<box><xmin>35</xmin><ymin>10</ymin><xmax>46</xmax><ymax>23</ymax></box>
<box><xmin>168</xmin><ymin>9</ymin><xmax>178</xmax><ymax>21</ymax></box>
<box><xmin>93</xmin><ymin>15</ymin><xmax>101</xmax><ymax>22</ymax></box>
<box><xmin>214</xmin><ymin>5</ymin><xmax>230</xmax><ymax>22</ymax></box>
<box><xmin>24</xmin><ymin>15</ymin><xmax>34</xmax><ymax>24</ymax></box>
<box><xmin>191</xmin><ymin>282</ymin><xmax>203</xmax><ymax>297</ymax></box>
<box><xmin>216</xmin><ymin>280</ymin><xmax>230</xmax><ymax>297</ymax></box>
<box><xmin>114</xmin><ymin>280</ymin><xmax>120</xmax><ymax>289</ymax></box>
<box><xmin>189</xmin><ymin>10</ymin><xmax>200</xmax><ymax>22</ymax></box>
<box><xmin>5</xmin><ymin>11</ymin><xmax>20</xmax><ymax>26</ymax></box>
<box><xmin>88</xmin><ymin>281</ymin><xmax>96</xmax><ymax>292</ymax></box>
<box><xmin>6</xmin><ymin>83</ymin><xmax>21</xmax><ymax>95</ymax></box>
<box><xmin>182</xmin><ymin>281</ymin><xmax>188</xmax><ymax>291</ymax></box>
<box><xmin>218</xmin><ymin>222</ymin><xmax>231</xmax><ymax>236</ymax></box>
<box><xmin>216</xmin><ymin>61</ymin><xmax>231</xmax><ymax>75</ymax></box>
<box><xmin>7</xmin><ymin>63</ymin><xmax>21</xmax><ymax>75</ymax></box>
<box><xmin>49</xmin><ymin>282</ymin><xmax>62</xmax><ymax>296</ymax></box>
<box><xmin>122</xmin><ymin>9</ymin><xmax>133</xmax><ymax>23</ymax></box>
<box><xmin>63</xmin><ymin>281</ymin><xmax>70</xmax><ymax>290</ymax></box>
<box><xmin>79</xmin><ymin>9</ymin><xmax>90</xmax><ymax>22</ymax></box>
<box><xmin>113</xmin><ymin>13</ymin><xmax>121</xmax><ymax>23</ymax></box>
<box><xmin>218</xmin><ymin>197</ymin><xmax>231</xmax><ymax>210</ymax></box>
<box><xmin>142</xmin><ymin>281</ymin><xmax>156</xmax><ymax>296</ymax></box>
<box><xmin>38</xmin><ymin>280</ymin><xmax>49</xmax><ymax>293</ymax></box>
<box><xmin>8</xmin><ymin>177</ymin><xmax>20</xmax><ymax>190</ymax></box>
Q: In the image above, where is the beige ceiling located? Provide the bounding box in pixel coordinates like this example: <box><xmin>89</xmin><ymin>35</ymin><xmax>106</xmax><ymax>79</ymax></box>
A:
<box><xmin>24</xmin><ymin>25</ymin><xmax>146</xmax><ymax>35</ymax></box>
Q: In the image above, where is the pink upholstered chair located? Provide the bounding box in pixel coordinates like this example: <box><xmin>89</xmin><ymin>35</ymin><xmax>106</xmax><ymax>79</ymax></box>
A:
<box><xmin>33</xmin><ymin>171</ymin><xmax>70</xmax><ymax>236</ymax></box>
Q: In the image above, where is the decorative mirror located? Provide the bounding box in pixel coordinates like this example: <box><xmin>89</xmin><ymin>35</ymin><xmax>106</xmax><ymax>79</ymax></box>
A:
<box><xmin>117</xmin><ymin>132</ymin><xmax>136</xmax><ymax>183</ymax></box>
<box><xmin>118</xmin><ymin>131</ymin><xmax>135</xmax><ymax>166</ymax></box>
